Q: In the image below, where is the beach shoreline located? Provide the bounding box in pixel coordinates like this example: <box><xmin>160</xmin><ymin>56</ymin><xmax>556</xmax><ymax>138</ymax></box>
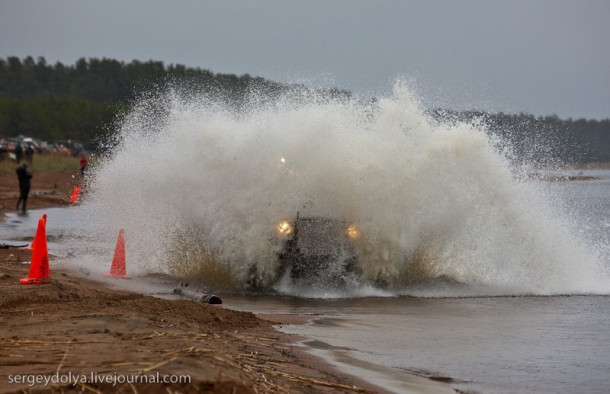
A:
<box><xmin>0</xmin><ymin>170</ymin><xmax>396</xmax><ymax>393</ymax></box>
<box><xmin>0</xmin><ymin>250</ymin><xmax>391</xmax><ymax>393</ymax></box>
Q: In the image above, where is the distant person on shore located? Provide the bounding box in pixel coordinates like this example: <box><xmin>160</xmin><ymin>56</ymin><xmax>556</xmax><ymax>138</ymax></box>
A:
<box><xmin>16</xmin><ymin>163</ymin><xmax>32</xmax><ymax>214</ymax></box>
<box><xmin>80</xmin><ymin>155</ymin><xmax>88</xmax><ymax>178</ymax></box>
<box><xmin>14</xmin><ymin>142</ymin><xmax>23</xmax><ymax>163</ymax></box>
<box><xmin>25</xmin><ymin>145</ymin><xmax>34</xmax><ymax>164</ymax></box>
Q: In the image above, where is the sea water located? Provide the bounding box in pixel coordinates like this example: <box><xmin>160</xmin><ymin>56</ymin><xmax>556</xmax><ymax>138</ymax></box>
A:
<box><xmin>223</xmin><ymin>170</ymin><xmax>610</xmax><ymax>393</ymax></box>
<box><xmin>223</xmin><ymin>293</ymin><xmax>610</xmax><ymax>394</ymax></box>
<box><xmin>3</xmin><ymin>82</ymin><xmax>608</xmax><ymax>393</ymax></box>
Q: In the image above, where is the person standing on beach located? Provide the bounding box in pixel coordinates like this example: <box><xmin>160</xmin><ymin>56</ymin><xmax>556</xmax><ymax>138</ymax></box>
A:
<box><xmin>80</xmin><ymin>155</ymin><xmax>88</xmax><ymax>178</ymax></box>
<box><xmin>16</xmin><ymin>163</ymin><xmax>32</xmax><ymax>213</ymax></box>
<box><xmin>25</xmin><ymin>144</ymin><xmax>34</xmax><ymax>164</ymax></box>
<box><xmin>14</xmin><ymin>142</ymin><xmax>23</xmax><ymax>163</ymax></box>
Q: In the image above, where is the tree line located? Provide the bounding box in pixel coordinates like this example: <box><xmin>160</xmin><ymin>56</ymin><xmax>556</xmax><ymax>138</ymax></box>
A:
<box><xmin>0</xmin><ymin>56</ymin><xmax>608</xmax><ymax>162</ymax></box>
<box><xmin>429</xmin><ymin>109</ymin><xmax>610</xmax><ymax>164</ymax></box>
<box><xmin>0</xmin><ymin>56</ymin><xmax>336</xmax><ymax>147</ymax></box>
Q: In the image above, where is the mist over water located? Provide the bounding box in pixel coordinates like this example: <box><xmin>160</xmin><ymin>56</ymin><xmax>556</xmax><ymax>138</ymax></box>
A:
<box><xmin>83</xmin><ymin>82</ymin><xmax>609</xmax><ymax>297</ymax></box>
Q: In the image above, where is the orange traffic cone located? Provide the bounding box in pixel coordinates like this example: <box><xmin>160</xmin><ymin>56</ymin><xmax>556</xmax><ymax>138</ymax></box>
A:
<box><xmin>26</xmin><ymin>214</ymin><xmax>47</xmax><ymax>251</ymax></box>
<box><xmin>20</xmin><ymin>215</ymin><xmax>50</xmax><ymax>285</ymax></box>
<box><xmin>106</xmin><ymin>229</ymin><xmax>129</xmax><ymax>278</ymax></box>
<box><xmin>70</xmin><ymin>185</ymin><xmax>81</xmax><ymax>204</ymax></box>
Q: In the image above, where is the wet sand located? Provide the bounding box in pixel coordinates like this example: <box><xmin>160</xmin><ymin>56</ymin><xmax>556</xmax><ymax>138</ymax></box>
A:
<box><xmin>0</xmin><ymin>171</ymin><xmax>391</xmax><ymax>393</ymax></box>
<box><xmin>0</xmin><ymin>250</ymin><xmax>387</xmax><ymax>393</ymax></box>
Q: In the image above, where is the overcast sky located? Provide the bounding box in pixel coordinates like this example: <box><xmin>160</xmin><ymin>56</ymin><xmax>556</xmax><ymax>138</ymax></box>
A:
<box><xmin>1</xmin><ymin>0</ymin><xmax>608</xmax><ymax>119</ymax></box>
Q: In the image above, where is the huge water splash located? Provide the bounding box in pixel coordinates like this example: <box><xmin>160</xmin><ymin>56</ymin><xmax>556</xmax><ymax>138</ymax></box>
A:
<box><xmin>83</xmin><ymin>82</ymin><xmax>609</xmax><ymax>297</ymax></box>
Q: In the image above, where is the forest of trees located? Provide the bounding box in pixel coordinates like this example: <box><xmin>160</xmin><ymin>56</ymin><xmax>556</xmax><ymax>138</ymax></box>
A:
<box><xmin>0</xmin><ymin>56</ymin><xmax>608</xmax><ymax>162</ymax></box>
<box><xmin>0</xmin><ymin>56</ymin><xmax>331</xmax><ymax>147</ymax></box>
<box><xmin>430</xmin><ymin>109</ymin><xmax>610</xmax><ymax>164</ymax></box>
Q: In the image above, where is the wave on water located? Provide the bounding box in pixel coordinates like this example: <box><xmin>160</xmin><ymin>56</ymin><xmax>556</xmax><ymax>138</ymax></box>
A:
<box><xmin>81</xmin><ymin>81</ymin><xmax>610</xmax><ymax>298</ymax></box>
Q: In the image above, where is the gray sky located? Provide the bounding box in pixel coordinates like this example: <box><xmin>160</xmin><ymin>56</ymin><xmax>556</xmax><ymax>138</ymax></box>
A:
<box><xmin>1</xmin><ymin>0</ymin><xmax>609</xmax><ymax>119</ymax></box>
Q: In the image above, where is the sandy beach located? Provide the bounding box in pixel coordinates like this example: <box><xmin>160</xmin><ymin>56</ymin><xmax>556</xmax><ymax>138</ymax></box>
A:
<box><xmin>0</xmin><ymin>170</ymin><xmax>382</xmax><ymax>393</ymax></box>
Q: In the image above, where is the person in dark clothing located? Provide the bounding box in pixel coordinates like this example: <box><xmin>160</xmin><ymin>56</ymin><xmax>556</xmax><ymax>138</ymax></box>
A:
<box><xmin>16</xmin><ymin>163</ymin><xmax>32</xmax><ymax>213</ymax></box>
<box><xmin>14</xmin><ymin>142</ymin><xmax>23</xmax><ymax>163</ymax></box>
<box><xmin>25</xmin><ymin>145</ymin><xmax>34</xmax><ymax>164</ymax></box>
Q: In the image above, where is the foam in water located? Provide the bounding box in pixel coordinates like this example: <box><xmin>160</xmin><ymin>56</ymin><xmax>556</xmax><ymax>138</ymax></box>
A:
<box><xmin>81</xmin><ymin>81</ymin><xmax>609</xmax><ymax>297</ymax></box>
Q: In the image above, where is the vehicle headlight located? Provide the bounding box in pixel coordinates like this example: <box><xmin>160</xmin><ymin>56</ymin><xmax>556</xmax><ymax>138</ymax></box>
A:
<box><xmin>346</xmin><ymin>224</ymin><xmax>360</xmax><ymax>240</ymax></box>
<box><xmin>276</xmin><ymin>220</ymin><xmax>294</xmax><ymax>237</ymax></box>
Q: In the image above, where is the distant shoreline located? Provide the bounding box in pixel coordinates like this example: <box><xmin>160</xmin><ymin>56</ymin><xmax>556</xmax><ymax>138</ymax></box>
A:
<box><xmin>565</xmin><ymin>162</ymin><xmax>610</xmax><ymax>170</ymax></box>
<box><xmin>530</xmin><ymin>174</ymin><xmax>600</xmax><ymax>182</ymax></box>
